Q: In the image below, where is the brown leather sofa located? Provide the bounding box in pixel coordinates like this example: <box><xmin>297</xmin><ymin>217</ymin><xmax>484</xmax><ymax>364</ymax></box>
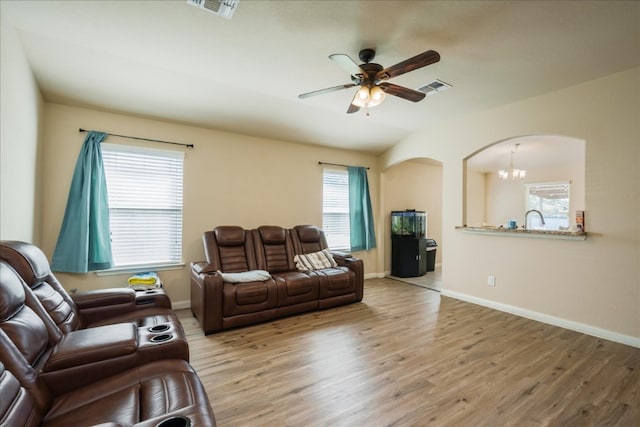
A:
<box><xmin>0</xmin><ymin>245</ymin><xmax>216</xmax><ymax>426</ymax></box>
<box><xmin>191</xmin><ymin>225</ymin><xmax>364</xmax><ymax>335</ymax></box>
<box><xmin>0</xmin><ymin>240</ymin><xmax>180</xmax><ymax>331</ymax></box>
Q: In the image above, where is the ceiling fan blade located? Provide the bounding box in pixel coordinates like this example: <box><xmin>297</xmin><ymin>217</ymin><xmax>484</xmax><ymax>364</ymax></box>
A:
<box><xmin>298</xmin><ymin>83</ymin><xmax>356</xmax><ymax>99</ymax></box>
<box><xmin>377</xmin><ymin>50</ymin><xmax>440</xmax><ymax>81</ymax></box>
<box><xmin>379</xmin><ymin>83</ymin><xmax>426</xmax><ymax>102</ymax></box>
<box><xmin>347</xmin><ymin>103</ymin><xmax>360</xmax><ymax>114</ymax></box>
<box><xmin>330</xmin><ymin>54</ymin><xmax>364</xmax><ymax>76</ymax></box>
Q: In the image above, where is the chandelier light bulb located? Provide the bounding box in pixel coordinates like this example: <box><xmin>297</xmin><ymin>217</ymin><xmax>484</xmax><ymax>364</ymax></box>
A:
<box><xmin>498</xmin><ymin>144</ymin><xmax>526</xmax><ymax>181</ymax></box>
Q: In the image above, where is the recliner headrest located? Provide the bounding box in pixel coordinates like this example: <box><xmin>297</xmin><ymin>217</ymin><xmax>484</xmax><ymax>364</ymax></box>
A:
<box><xmin>0</xmin><ymin>241</ymin><xmax>50</xmax><ymax>286</ymax></box>
<box><xmin>0</xmin><ymin>261</ymin><xmax>26</xmax><ymax>322</ymax></box>
<box><xmin>214</xmin><ymin>226</ymin><xmax>246</xmax><ymax>246</ymax></box>
<box><xmin>258</xmin><ymin>226</ymin><xmax>286</xmax><ymax>244</ymax></box>
<box><xmin>295</xmin><ymin>225</ymin><xmax>321</xmax><ymax>242</ymax></box>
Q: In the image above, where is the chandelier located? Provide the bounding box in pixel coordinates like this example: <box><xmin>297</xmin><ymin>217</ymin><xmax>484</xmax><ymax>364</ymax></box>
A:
<box><xmin>499</xmin><ymin>143</ymin><xmax>526</xmax><ymax>181</ymax></box>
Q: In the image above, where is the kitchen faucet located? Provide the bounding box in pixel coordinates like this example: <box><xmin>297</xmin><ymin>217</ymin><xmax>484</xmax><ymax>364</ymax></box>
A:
<box><xmin>524</xmin><ymin>209</ymin><xmax>546</xmax><ymax>229</ymax></box>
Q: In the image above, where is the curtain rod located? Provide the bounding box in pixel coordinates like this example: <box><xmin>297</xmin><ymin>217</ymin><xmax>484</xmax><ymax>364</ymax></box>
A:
<box><xmin>79</xmin><ymin>128</ymin><xmax>194</xmax><ymax>148</ymax></box>
<box><xmin>318</xmin><ymin>161</ymin><xmax>370</xmax><ymax>170</ymax></box>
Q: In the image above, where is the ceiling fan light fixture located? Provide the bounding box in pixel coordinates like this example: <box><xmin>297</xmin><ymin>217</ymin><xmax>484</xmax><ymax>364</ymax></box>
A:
<box><xmin>352</xmin><ymin>85</ymin><xmax>386</xmax><ymax>108</ymax></box>
<box><xmin>300</xmin><ymin>48</ymin><xmax>440</xmax><ymax>114</ymax></box>
<box><xmin>354</xmin><ymin>86</ymin><xmax>371</xmax><ymax>105</ymax></box>
<box><xmin>368</xmin><ymin>86</ymin><xmax>386</xmax><ymax>107</ymax></box>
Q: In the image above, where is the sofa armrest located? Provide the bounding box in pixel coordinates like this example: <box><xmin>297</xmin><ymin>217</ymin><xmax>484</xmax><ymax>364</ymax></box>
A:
<box><xmin>72</xmin><ymin>288</ymin><xmax>143</xmax><ymax>326</ymax></box>
<box><xmin>133</xmin><ymin>288</ymin><xmax>172</xmax><ymax>309</ymax></box>
<box><xmin>190</xmin><ymin>262</ymin><xmax>224</xmax><ymax>335</ymax></box>
<box><xmin>41</xmin><ymin>323</ymin><xmax>139</xmax><ymax>394</ymax></box>
<box><xmin>191</xmin><ymin>261</ymin><xmax>217</xmax><ymax>275</ymax></box>
<box><xmin>331</xmin><ymin>252</ymin><xmax>364</xmax><ymax>302</ymax></box>
<box><xmin>44</xmin><ymin>323</ymin><xmax>137</xmax><ymax>372</ymax></box>
<box><xmin>72</xmin><ymin>288</ymin><xmax>136</xmax><ymax>309</ymax></box>
<box><xmin>329</xmin><ymin>251</ymin><xmax>354</xmax><ymax>262</ymax></box>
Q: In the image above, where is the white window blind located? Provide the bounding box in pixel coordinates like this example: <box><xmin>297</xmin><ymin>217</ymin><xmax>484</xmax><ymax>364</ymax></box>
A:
<box><xmin>322</xmin><ymin>169</ymin><xmax>350</xmax><ymax>251</ymax></box>
<box><xmin>101</xmin><ymin>143</ymin><xmax>184</xmax><ymax>268</ymax></box>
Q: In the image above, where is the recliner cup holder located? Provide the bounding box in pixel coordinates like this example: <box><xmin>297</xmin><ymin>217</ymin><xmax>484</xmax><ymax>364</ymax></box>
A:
<box><xmin>148</xmin><ymin>324</ymin><xmax>170</xmax><ymax>333</ymax></box>
<box><xmin>150</xmin><ymin>333</ymin><xmax>173</xmax><ymax>343</ymax></box>
<box><xmin>156</xmin><ymin>416</ymin><xmax>191</xmax><ymax>427</ymax></box>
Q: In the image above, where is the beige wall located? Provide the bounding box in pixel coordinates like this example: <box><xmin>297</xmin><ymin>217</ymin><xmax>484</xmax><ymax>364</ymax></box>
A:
<box><xmin>382</xmin><ymin>159</ymin><xmax>443</xmax><ymax>272</ymax></box>
<box><xmin>465</xmin><ymin>170</ymin><xmax>486</xmax><ymax>227</ymax></box>
<box><xmin>0</xmin><ymin>10</ymin><xmax>44</xmax><ymax>243</ymax></box>
<box><xmin>40</xmin><ymin>104</ymin><xmax>380</xmax><ymax>304</ymax></box>
<box><xmin>381</xmin><ymin>67</ymin><xmax>640</xmax><ymax>343</ymax></box>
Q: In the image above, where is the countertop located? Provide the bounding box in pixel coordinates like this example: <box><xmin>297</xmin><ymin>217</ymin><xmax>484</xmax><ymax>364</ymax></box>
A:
<box><xmin>455</xmin><ymin>226</ymin><xmax>587</xmax><ymax>240</ymax></box>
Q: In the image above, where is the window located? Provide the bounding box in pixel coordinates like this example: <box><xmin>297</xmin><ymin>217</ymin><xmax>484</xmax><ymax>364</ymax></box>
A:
<box><xmin>525</xmin><ymin>182</ymin><xmax>570</xmax><ymax>230</ymax></box>
<box><xmin>102</xmin><ymin>143</ymin><xmax>184</xmax><ymax>268</ymax></box>
<box><xmin>322</xmin><ymin>169</ymin><xmax>350</xmax><ymax>251</ymax></box>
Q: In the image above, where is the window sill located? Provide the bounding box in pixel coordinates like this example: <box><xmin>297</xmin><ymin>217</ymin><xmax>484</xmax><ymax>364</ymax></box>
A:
<box><xmin>455</xmin><ymin>226</ymin><xmax>587</xmax><ymax>240</ymax></box>
<box><xmin>95</xmin><ymin>262</ymin><xmax>186</xmax><ymax>276</ymax></box>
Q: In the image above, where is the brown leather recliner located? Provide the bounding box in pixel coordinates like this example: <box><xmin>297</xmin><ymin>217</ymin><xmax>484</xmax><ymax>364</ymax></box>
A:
<box><xmin>0</xmin><ymin>261</ymin><xmax>216</xmax><ymax>426</ymax></box>
<box><xmin>291</xmin><ymin>225</ymin><xmax>364</xmax><ymax>308</ymax></box>
<box><xmin>191</xmin><ymin>225</ymin><xmax>364</xmax><ymax>334</ymax></box>
<box><xmin>0</xmin><ymin>260</ymin><xmax>186</xmax><ymax>392</ymax></box>
<box><xmin>289</xmin><ymin>225</ymin><xmax>363</xmax><ymax>308</ymax></box>
<box><xmin>252</xmin><ymin>226</ymin><xmax>320</xmax><ymax>317</ymax></box>
<box><xmin>0</xmin><ymin>241</ymin><xmax>182</xmax><ymax>333</ymax></box>
<box><xmin>191</xmin><ymin>226</ymin><xmax>278</xmax><ymax>333</ymax></box>
<box><xmin>0</xmin><ymin>346</ymin><xmax>215</xmax><ymax>427</ymax></box>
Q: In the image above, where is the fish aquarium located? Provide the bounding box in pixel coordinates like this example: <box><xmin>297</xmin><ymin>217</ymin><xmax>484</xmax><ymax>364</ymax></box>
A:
<box><xmin>391</xmin><ymin>210</ymin><xmax>426</xmax><ymax>238</ymax></box>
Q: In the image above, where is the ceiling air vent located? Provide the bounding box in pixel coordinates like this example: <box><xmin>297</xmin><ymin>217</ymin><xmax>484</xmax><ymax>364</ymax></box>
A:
<box><xmin>186</xmin><ymin>0</ymin><xmax>239</xmax><ymax>19</ymax></box>
<box><xmin>418</xmin><ymin>79</ymin><xmax>452</xmax><ymax>97</ymax></box>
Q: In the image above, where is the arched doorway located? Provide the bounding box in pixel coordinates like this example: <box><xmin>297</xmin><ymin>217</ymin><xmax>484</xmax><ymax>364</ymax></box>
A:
<box><xmin>382</xmin><ymin>157</ymin><xmax>443</xmax><ymax>291</ymax></box>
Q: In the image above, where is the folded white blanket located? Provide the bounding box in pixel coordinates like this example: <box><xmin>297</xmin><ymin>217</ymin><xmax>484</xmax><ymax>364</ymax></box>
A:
<box><xmin>217</xmin><ymin>269</ymin><xmax>272</xmax><ymax>283</ymax></box>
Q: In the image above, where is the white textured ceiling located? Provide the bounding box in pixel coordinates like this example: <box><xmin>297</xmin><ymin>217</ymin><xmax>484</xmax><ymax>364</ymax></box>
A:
<box><xmin>2</xmin><ymin>1</ymin><xmax>639</xmax><ymax>154</ymax></box>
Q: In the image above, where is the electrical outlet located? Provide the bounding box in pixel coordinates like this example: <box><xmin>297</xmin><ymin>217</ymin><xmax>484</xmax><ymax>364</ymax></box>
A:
<box><xmin>488</xmin><ymin>275</ymin><xmax>496</xmax><ymax>286</ymax></box>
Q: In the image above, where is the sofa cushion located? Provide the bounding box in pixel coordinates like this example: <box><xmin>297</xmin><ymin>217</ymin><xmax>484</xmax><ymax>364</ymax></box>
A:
<box><xmin>214</xmin><ymin>226</ymin><xmax>246</xmax><ymax>246</ymax></box>
<box><xmin>0</xmin><ymin>262</ymin><xmax>51</xmax><ymax>368</ymax></box>
<box><xmin>291</xmin><ymin>225</ymin><xmax>325</xmax><ymax>254</ymax></box>
<box><xmin>259</xmin><ymin>226</ymin><xmax>286</xmax><ymax>244</ymax></box>
<box><xmin>42</xmin><ymin>360</ymin><xmax>215</xmax><ymax>427</ymax></box>
<box><xmin>295</xmin><ymin>225</ymin><xmax>322</xmax><ymax>243</ymax></box>
<box><xmin>254</xmin><ymin>227</ymin><xmax>295</xmax><ymax>273</ymax></box>
<box><xmin>294</xmin><ymin>250</ymin><xmax>338</xmax><ymax>271</ymax></box>
<box><xmin>222</xmin><ymin>280</ymin><xmax>277</xmax><ymax>316</ymax></box>
<box><xmin>0</xmin><ymin>240</ymin><xmax>50</xmax><ymax>284</ymax></box>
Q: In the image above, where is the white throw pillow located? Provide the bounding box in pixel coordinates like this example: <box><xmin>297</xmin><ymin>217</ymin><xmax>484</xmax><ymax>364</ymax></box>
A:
<box><xmin>294</xmin><ymin>249</ymin><xmax>338</xmax><ymax>271</ymax></box>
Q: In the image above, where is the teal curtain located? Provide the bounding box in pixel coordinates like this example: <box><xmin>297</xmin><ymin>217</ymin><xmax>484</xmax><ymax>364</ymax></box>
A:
<box><xmin>348</xmin><ymin>166</ymin><xmax>377</xmax><ymax>251</ymax></box>
<box><xmin>51</xmin><ymin>131</ymin><xmax>113</xmax><ymax>272</ymax></box>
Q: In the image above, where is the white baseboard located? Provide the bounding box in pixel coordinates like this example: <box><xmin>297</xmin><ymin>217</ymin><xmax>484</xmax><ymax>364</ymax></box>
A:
<box><xmin>441</xmin><ymin>289</ymin><xmax>640</xmax><ymax>349</ymax></box>
<box><xmin>365</xmin><ymin>272</ymin><xmax>387</xmax><ymax>279</ymax></box>
<box><xmin>172</xmin><ymin>300</ymin><xmax>191</xmax><ymax>310</ymax></box>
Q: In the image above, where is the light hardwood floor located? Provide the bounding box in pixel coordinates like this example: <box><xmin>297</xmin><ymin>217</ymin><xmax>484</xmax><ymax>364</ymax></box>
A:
<box><xmin>177</xmin><ymin>278</ymin><xmax>639</xmax><ymax>427</ymax></box>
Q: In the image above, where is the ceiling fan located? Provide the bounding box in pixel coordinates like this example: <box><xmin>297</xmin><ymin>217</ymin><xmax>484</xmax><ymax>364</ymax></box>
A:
<box><xmin>298</xmin><ymin>48</ymin><xmax>440</xmax><ymax>114</ymax></box>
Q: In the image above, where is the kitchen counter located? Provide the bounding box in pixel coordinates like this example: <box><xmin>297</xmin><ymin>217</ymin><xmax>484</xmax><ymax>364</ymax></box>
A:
<box><xmin>455</xmin><ymin>226</ymin><xmax>587</xmax><ymax>240</ymax></box>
